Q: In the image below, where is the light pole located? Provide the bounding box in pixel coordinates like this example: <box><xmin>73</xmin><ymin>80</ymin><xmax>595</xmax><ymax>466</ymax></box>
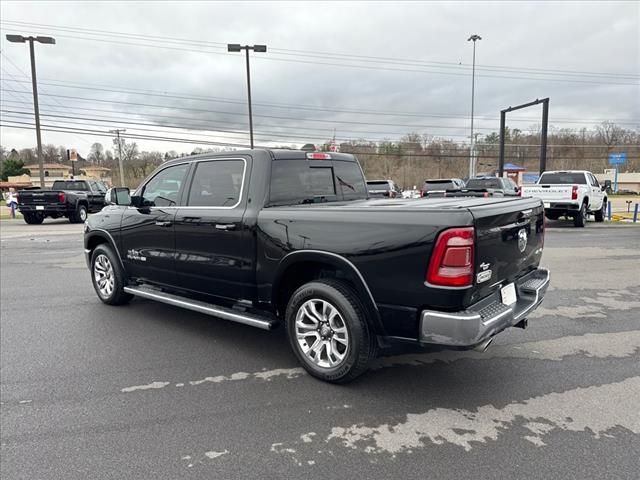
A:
<box><xmin>109</xmin><ymin>129</ymin><xmax>126</xmax><ymax>186</ymax></box>
<box><xmin>467</xmin><ymin>34</ymin><xmax>482</xmax><ymax>179</ymax></box>
<box><xmin>6</xmin><ymin>34</ymin><xmax>56</xmax><ymax>188</ymax></box>
<box><xmin>227</xmin><ymin>44</ymin><xmax>267</xmax><ymax>149</ymax></box>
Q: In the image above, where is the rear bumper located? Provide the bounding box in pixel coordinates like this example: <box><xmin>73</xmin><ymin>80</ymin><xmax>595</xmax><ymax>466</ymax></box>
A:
<box><xmin>544</xmin><ymin>202</ymin><xmax>580</xmax><ymax>212</ymax></box>
<box><xmin>18</xmin><ymin>205</ymin><xmax>71</xmax><ymax>216</ymax></box>
<box><xmin>419</xmin><ymin>268</ymin><xmax>550</xmax><ymax>347</ymax></box>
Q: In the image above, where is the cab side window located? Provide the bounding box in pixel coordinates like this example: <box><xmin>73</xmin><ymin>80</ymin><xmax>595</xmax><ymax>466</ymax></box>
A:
<box><xmin>141</xmin><ymin>164</ymin><xmax>189</xmax><ymax>207</ymax></box>
<box><xmin>187</xmin><ymin>160</ymin><xmax>245</xmax><ymax>207</ymax></box>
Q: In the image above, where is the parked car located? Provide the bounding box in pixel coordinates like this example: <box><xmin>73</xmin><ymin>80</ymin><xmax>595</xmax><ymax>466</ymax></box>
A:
<box><xmin>421</xmin><ymin>178</ymin><xmax>465</xmax><ymax>197</ymax></box>
<box><xmin>18</xmin><ymin>179</ymin><xmax>108</xmax><ymax>224</ymax></box>
<box><xmin>465</xmin><ymin>176</ymin><xmax>520</xmax><ymax>196</ymax></box>
<box><xmin>84</xmin><ymin>149</ymin><xmax>549</xmax><ymax>383</ymax></box>
<box><xmin>366</xmin><ymin>179</ymin><xmax>403</xmax><ymax>198</ymax></box>
<box><xmin>520</xmin><ymin>170</ymin><xmax>607</xmax><ymax>227</ymax></box>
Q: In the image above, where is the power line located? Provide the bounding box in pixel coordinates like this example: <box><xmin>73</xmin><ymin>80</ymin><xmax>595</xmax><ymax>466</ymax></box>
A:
<box><xmin>3</xmin><ymin>109</ymin><xmax>636</xmax><ymax>149</ymax></box>
<box><xmin>1</xmin><ymin>120</ymin><xmax>631</xmax><ymax>160</ymax></box>
<box><xmin>4</xmin><ymin>76</ymin><xmax>638</xmax><ymax>126</ymax></box>
<box><xmin>2</xmin><ymin>19</ymin><xmax>638</xmax><ymax>80</ymax></box>
<box><xmin>1</xmin><ymin>24</ymin><xmax>638</xmax><ymax>86</ymax></box>
<box><xmin>0</xmin><ymin>87</ymin><xmax>507</xmax><ymax>130</ymax></box>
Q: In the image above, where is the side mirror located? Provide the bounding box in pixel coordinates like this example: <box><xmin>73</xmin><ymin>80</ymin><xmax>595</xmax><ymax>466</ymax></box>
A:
<box><xmin>603</xmin><ymin>180</ymin><xmax>612</xmax><ymax>191</ymax></box>
<box><xmin>105</xmin><ymin>187</ymin><xmax>131</xmax><ymax>206</ymax></box>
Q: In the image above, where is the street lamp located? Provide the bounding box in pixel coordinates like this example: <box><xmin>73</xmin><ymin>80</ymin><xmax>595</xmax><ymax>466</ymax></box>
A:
<box><xmin>227</xmin><ymin>44</ymin><xmax>267</xmax><ymax>149</ymax></box>
<box><xmin>6</xmin><ymin>34</ymin><xmax>56</xmax><ymax>188</ymax></box>
<box><xmin>467</xmin><ymin>34</ymin><xmax>482</xmax><ymax>179</ymax></box>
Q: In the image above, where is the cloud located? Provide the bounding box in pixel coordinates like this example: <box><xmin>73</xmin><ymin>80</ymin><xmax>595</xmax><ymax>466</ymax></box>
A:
<box><xmin>1</xmin><ymin>1</ymin><xmax>638</xmax><ymax>154</ymax></box>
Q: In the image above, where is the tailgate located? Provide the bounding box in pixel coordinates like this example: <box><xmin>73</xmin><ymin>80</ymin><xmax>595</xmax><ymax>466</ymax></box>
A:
<box><xmin>523</xmin><ymin>184</ymin><xmax>572</xmax><ymax>202</ymax></box>
<box><xmin>469</xmin><ymin>197</ymin><xmax>545</xmax><ymax>303</ymax></box>
<box><xmin>18</xmin><ymin>190</ymin><xmax>62</xmax><ymax>205</ymax></box>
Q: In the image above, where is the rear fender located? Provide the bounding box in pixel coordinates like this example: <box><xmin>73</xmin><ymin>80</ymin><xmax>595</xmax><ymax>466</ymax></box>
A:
<box><xmin>272</xmin><ymin>250</ymin><xmax>384</xmax><ymax>334</ymax></box>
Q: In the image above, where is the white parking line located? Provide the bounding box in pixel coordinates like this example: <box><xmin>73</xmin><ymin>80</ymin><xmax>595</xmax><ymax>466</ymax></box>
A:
<box><xmin>119</xmin><ymin>330</ymin><xmax>640</xmax><ymax>393</ymax></box>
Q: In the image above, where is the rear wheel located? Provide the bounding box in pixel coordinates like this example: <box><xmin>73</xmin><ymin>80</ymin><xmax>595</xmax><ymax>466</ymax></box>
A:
<box><xmin>573</xmin><ymin>202</ymin><xmax>587</xmax><ymax>227</ymax></box>
<box><xmin>70</xmin><ymin>204</ymin><xmax>88</xmax><ymax>223</ymax></box>
<box><xmin>285</xmin><ymin>279</ymin><xmax>377</xmax><ymax>384</ymax></box>
<box><xmin>23</xmin><ymin>213</ymin><xmax>44</xmax><ymax>224</ymax></box>
<box><xmin>594</xmin><ymin>198</ymin><xmax>607</xmax><ymax>222</ymax></box>
<box><xmin>90</xmin><ymin>244</ymin><xmax>133</xmax><ymax>305</ymax></box>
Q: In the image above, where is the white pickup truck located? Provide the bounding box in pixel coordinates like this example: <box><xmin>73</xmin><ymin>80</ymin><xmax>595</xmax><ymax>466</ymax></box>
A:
<box><xmin>520</xmin><ymin>170</ymin><xmax>608</xmax><ymax>227</ymax></box>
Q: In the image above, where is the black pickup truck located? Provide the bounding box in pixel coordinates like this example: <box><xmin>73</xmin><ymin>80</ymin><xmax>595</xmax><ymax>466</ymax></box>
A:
<box><xmin>18</xmin><ymin>179</ymin><xmax>108</xmax><ymax>224</ymax></box>
<box><xmin>83</xmin><ymin>149</ymin><xmax>549</xmax><ymax>383</ymax></box>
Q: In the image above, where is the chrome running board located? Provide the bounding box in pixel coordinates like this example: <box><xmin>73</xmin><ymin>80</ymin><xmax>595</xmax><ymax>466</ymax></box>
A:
<box><xmin>123</xmin><ymin>286</ymin><xmax>277</xmax><ymax>330</ymax></box>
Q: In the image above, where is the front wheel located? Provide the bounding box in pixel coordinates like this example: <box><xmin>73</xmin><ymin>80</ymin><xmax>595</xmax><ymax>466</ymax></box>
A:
<box><xmin>594</xmin><ymin>198</ymin><xmax>607</xmax><ymax>222</ymax></box>
<box><xmin>285</xmin><ymin>279</ymin><xmax>377</xmax><ymax>384</ymax></box>
<box><xmin>90</xmin><ymin>244</ymin><xmax>133</xmax><ymax>305</ymax></box>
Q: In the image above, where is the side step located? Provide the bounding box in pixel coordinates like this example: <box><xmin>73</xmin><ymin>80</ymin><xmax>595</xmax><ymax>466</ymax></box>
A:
<box><xmin>123</xmin><ymin>285</ymin><xmax>277</xmax><ymax>331</ymax></box>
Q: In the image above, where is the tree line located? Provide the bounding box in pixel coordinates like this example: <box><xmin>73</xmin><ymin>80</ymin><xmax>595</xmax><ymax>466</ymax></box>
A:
<box><xmin>1</xmin><ymin>121</ymin><xmax>638</xmax><ymax>187</ymax></box>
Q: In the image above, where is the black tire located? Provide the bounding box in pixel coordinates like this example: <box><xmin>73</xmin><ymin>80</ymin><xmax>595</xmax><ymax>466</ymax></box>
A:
<box><xmin>70</xmin><ymin>204</ymin><xmax>88</xmax><ymax>223</ymax></box>
<box><xmin>23</xmin><ymin>213</ymin><xmax>44</xmax><ymax>224</ymax></box>
<box><xmin>90</xmin><ymin>244</ymin><xmax>133</xmax><ymax>305</ymax></box>
<box><xmin>573</xmin><ymin>201</ymin><xmax>587</xmax><ymax>227</ymax></box>
<box><xmin>594</xmin><ymin>198</ymin><xmax>607</xmax><ymax>222</ymax></box>
<box><xmin>285</xmin><ymin>278</ymin><xmax>378</xmax><ymax>384</ymax></box>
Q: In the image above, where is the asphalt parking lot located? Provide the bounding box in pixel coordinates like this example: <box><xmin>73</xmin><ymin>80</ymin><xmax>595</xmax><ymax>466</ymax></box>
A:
<box><xmin>1</xmin><ymin>219</ymin><xmax>639</xmax><ymax>479</ymax></box>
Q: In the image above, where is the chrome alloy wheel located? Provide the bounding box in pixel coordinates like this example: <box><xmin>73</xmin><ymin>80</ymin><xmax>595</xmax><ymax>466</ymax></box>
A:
<box><xmin>295</xmin><ymin>299</ymin><xmax>349</xmax><ymax>368</ymax></box>
<box><xmin>93</xmin><ymin>254</ymin><xmax>115</xmax><ymax>298</ymax></box>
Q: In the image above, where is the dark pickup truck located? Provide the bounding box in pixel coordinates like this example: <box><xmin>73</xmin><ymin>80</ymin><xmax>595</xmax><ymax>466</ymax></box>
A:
<box><xmin>84</xmin><ymin>149</ymin><xmax>550</xmax><ymax>383</ymax></box>
<box><xmin>18</xmin><ymin>179</ymin><xmax>108</xmax><ymax>224</ymax></box>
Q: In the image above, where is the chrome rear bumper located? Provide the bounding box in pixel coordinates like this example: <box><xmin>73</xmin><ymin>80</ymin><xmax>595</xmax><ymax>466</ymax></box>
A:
<box><xmin>419</xmin><ymin>268</ymin><xmax>550</xmax><ymax>347</ymax></box>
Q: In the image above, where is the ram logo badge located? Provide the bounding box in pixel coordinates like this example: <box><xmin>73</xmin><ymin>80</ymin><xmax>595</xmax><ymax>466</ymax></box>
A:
<box><xmin>518</xmin><ymin>228</ymin><xmax>528</xmax><ymax>253</ymax></box>
<box><xmin>477</xmin><ymin>270</ymin><xmax>492</xmax><ymax>284</ymax></box>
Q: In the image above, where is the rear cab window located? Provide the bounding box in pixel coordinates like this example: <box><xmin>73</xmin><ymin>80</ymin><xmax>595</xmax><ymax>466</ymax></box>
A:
<box><xmin>52</xmin><ymin>180</ymin><xmax>89</xmax><ymax>191</ymax></box>
<box><xmin>465</xmin><ymin>178</ymin><xmax>501</xmax><ymax>189</ymax></box>
<box><xmin>538</xmin><ymin>172</ymin><xmax>587</xmax><ymax>184</ymax></box>
<box><xmin>423</xmin><ymin>180</ymin><xmax>456</xmax><ymax>191</ymax></box>
<box><xmin>268</xmin><ymin>156</ymin><xmax>367</xmax><ymax>206</ymax></box>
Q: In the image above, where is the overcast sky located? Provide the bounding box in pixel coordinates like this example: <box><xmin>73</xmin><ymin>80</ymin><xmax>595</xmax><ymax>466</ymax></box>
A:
<box><xmin>1</xmin><ymin>0</ymin><xmax>638</xmax><ymax>156</ymax></box>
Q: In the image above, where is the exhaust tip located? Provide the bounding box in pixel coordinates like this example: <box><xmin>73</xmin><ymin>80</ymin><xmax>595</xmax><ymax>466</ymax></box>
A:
<box><xmin>473</xmin><ymin>337</ymin><xmax>494</xmax><ymax>353</ymax></box>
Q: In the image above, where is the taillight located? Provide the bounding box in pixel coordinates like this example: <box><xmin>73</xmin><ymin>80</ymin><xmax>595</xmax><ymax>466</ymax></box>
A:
<box><xmin>426</xmin><ymin>227</ymin><xmax>475</xmax><ymax>287</ymax></box>
<box><xmin>517</xmin><ymin>187</ymin><xmax>522</xmax><ymax>197</ymax></box>
<box><xmin>483</xmin><ymin>192</ymin><xmax>489</xmax><ymax>198</ymax></box>
<box><xmin>306</xmin><ymin>152</ymin><xmax>331</xmax><ymax>160</ymax></box>
<box><xmin>58</xmin><ymin>192</ymin><xmax>65</xmax><ymax>203</ymax></box>
<box><xmin>571</xmin><ymin>185</ymin><xmax>578</xmax><ymax>200</ymax></box>
<box><xmin>420</xmin><ymin>191</ymin><xmax>425</xmax><ymax>197</ymax></box>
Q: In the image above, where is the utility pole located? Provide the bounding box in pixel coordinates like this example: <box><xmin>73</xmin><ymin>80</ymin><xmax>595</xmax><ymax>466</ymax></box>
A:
<box><xmin>6</xmin><ymin>34</ymin><xmax>56</xmax><ymax>187</ymax></box>
<box><xmin>467</xmin><ymin>34</ymin><xmax>482</xmax><ymax>179</ymax></box>
<box><xmin>227</xmin><ymin>44</ymin><xmax>267</xmax><ymax>149</ymax></box>
<box><xmin>109</xmin><ymin>129</ymin><xmax>126</xmax><ymax>186</ymax></box>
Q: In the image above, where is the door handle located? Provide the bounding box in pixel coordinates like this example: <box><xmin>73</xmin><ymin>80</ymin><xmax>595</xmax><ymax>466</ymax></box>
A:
<box><xmin>215</xmin><ymin>223</ymin><xmax>236</xmax><ymax>231</ymax></box>
<box><xmin>155</xmin><ymin>220</ymin><xmax>173</xmax><ymax>227</ymax></box>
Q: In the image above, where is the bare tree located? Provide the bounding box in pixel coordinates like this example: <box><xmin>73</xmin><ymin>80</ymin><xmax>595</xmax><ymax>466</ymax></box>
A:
<box><xmin>88</xmin><ymin>143</ymin><xmax>105</xmax><ymax>164</ymax></box>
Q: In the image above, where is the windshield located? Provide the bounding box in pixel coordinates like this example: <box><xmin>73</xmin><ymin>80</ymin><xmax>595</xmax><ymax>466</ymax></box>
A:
<box><xmin>423</xmin><ymin>180</ymin><xmax>456</xmax><ymax>191</ymax></box>
<box><xmin>268</xmin><ymin>159</ymin><xmax>367</xmax><ymax>206</ymax></box>
<box><xmin>538</xmin><ymin>172</ymin><xmax>587</xmax><ymax>184</ymax></box>
<box><xmin>466</xmin><ymin>178</ymin><xmax>501</xmax><ymax>189</ymax></box>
